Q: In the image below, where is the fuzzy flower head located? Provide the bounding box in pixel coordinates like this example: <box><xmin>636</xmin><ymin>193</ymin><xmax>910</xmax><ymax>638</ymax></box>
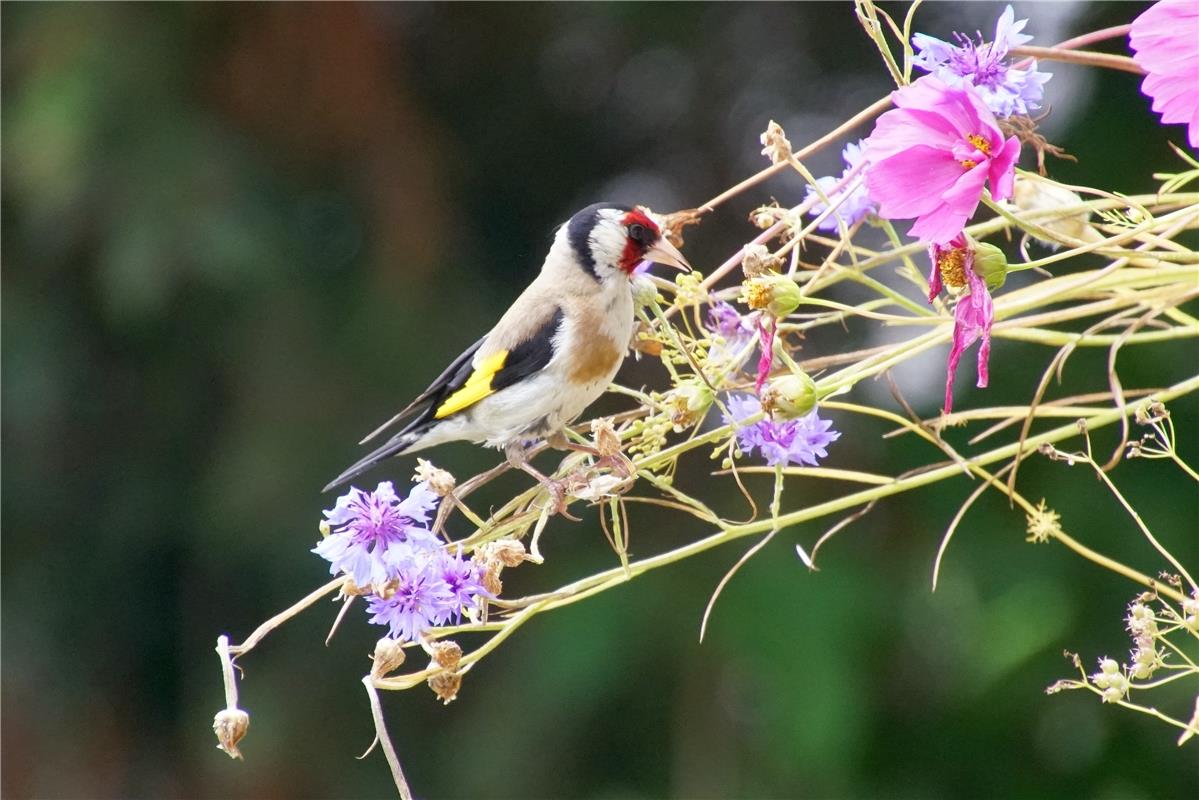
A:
<box><xmin>366</xmin><ymin>556</ymin><xmax>455</xmax><ymax>642</ymax></box>
<box><xmin>928</xmin><ymin>234</ymin><xmax>1001</xmax><ymax>413</ymax></box>
<box><xmin>1130</xmin><ymin>0</ymin><xmax>1199</xmax><ymax>148</ymax></box>
<box><xmin>865</xmin><ymin>76</ymin><xmax>1021</xmax><ymax>244</ymax></box>
<box><xmin>313</xmin><ymin>481</ymin><xmax>440</xmax><ymax>589</ymax></box>
<box><xmin>723</xmin><ymin>394</ymin><xmax>840</xmax><ymax>467</ymax></box>
<box><xmin>431</xmin><ymin>549</ymin><xmax>491</xmax><ymax>625</ymax></box>
<box><xmin>804</xmin><ymin>140</ymin><xmax>877</xmax><ymax>232</ymax></box>
<box><xmin>912</xmin><ymin>5</ymin><xmax>1051</xmax><ymax>118</ymax></box>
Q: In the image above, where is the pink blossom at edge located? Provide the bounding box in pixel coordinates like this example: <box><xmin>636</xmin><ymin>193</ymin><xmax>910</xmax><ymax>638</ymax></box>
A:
<box><xmin>1129</xmin><ymin>0</ymin><xmax>1199</xmax><ymax>148</ymax></box>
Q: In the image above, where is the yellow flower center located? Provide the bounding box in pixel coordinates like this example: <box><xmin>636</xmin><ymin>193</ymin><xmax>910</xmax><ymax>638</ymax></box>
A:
<box><xmin>744</xmin><ymin>281</ymin><xmax>771</xmax><ymax>310</ymax></box>
<box><xmin>960</xmin><ymin>159</ymin><xmax>978</xmax><ymax>170</ymax></box>
<box><xmin>967</xmin><ymin>133</ymin><xmax>992</xmax><ymax>155</ymax></box>
<box><xmin>938</xmin><ymin>247</ymin><xmax>969</xmax><ymax>291</ymax></box>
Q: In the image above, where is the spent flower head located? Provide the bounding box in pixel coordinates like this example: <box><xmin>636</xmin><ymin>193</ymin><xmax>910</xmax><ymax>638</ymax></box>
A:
<box><xmin>927</xmin><ymin>234</ymin><xmax>1001</xmax><ymax>413</ymax></box>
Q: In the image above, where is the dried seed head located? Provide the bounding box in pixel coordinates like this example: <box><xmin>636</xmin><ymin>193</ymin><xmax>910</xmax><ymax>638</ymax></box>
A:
<box><xmin>591</xmin><ymin>418</ymin><xmax>622</xmax><ymax>458</ymax></box>
<box><xmin>485</xmin><ymin>539</ymin><xmax>528</xmax><ymax>568</ymax></box>
<box><xmin>213</xmin><ymin>708</ymin><xmax>250</xmax><ymax>760</ymax></box>
<box><xmin>414</xmin><ymin>459</ymin><xmax>456</xmax><ymax>496</ymax></box>
<box><xmin>428</xmin><ymin>670</ymin><xmax>462</xmax><ymax>705</ymax></box>
<box><xmin>741</xmin><ymin>243</ymin><xmax>781</xmax><ymax>277</ymax></box>
<box><xmin>430</xmin><ymin>640</ymin><xmax>462</xmax><ymax>671</ymax></box>
<box><xmin>760</xmin><ymin>120</ymin><xmax>793</xmax><ymax>165</ymax></box>
<box><xmin>371</xmin><ymin>637</ymin><xmax>407</xmax><ymax>678</ymax></box>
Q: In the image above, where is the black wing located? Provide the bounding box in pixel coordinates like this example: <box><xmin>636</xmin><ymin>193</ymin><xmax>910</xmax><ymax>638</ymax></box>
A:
<box><xmin>357</xmin><ymin>333</ymin><xmax>488</xmax><ymax>444</ymax></box>
<box><xmin>324</xmin><ymin>308</ymin><xmax>563</xmax><ymax>492</ymax></box>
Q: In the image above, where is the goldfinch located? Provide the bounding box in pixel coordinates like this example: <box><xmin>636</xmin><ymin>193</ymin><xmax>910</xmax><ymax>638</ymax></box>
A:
<box><xmin>323</xmin><ymin>202</ymin><xmax>690</xmax><ymax>494</ymax></box>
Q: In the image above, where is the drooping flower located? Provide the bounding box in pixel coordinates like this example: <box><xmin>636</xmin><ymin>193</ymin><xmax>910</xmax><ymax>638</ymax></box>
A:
<box><xmin>723</xmin><ymin>394</ymin><xmax>840</xmax><ymax>467</ymax></box>
<box><xmin>1129</xmin><ymin>0</ymin><xmax>1199</xmax><ymax>148</ymax></box>
<box><xmin>864</xmin><ymin>76</ymin><xmax>1021</xmax><ymax>244</ymax></box>
<box><xmin>912</xmin><ymin>5</ymin><xmax>1052</xmax><ymax>118</ymax></box>
<box><xmin>927</xmin><ymin>234</ymin><xmax>999</xmax><ymax>413</ymax></box>
<box><xmin>313</xmin><ymin>481</ymin><xmax>441</xmax><ymax>589</ymax></box>
<box><xmin>804</xmin><ymin>140</ymin><xmax>877</xmax><ymax>231</ymax></box>
<box><xmin>366</xmin><ymin>557</ymin><xmax>455</xmax><ymax>642</ymax></box>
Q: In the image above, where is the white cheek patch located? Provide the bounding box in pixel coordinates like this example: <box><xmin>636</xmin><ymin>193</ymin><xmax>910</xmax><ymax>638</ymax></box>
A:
<box><xmin>589</xmin><ymin>211</ymin><xmax>630</xmax><ymax>274</ymax></box>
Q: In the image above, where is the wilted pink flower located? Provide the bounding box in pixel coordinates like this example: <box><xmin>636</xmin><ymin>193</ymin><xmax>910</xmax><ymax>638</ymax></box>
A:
<box><xmin>1129</xmin><ymin>0</ymin><xmax>1199</xmax><ymax>148</ymax></box>
<box><xmin>927</xmin><ymin>235</ymin><xmax>994</xmax><ymax>413</ymax></box>
<box><xmin>865</xmin><ymin>76</ymin><xmax>1021</xmax><ymax>244</ymax></box>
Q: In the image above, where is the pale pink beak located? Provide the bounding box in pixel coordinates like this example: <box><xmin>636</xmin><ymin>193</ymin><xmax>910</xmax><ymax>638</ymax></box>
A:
<box><xmin>645</xmin><ymin>237</ymin><xmax>692</xmax><ymax>272</ymax></box>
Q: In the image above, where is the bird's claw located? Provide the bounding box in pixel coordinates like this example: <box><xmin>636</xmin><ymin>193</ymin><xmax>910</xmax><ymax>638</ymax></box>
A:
<box><xmin>542</xmin><ymin>479</ymin><xmax>581</xmax><ymax>521</ymax></box>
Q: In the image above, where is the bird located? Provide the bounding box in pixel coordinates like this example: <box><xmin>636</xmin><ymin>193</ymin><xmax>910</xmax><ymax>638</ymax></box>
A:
<box><xmin>322</xmin><ymin>202</ymin><xmax>691</xmax><ymax>502</ymax></box>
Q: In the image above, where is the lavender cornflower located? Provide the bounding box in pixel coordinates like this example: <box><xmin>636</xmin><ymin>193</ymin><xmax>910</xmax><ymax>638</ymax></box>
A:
<box><xmin>723</xmin><ymin>394</ymin><xmax>840</xmax><ymax>467</ymax></box>
<box><xmin>366</xmin><ymin>557</ymin><xmax>456</xmax><ymax>642</ymax></box>
<box><xmin>313</xmin><ymin>481</ymin><xmax>441</xmax><ymax>589</ymax></box>
<box><xmin>707</xmin><ymin>301</ymin><xmax>756</xmax><ymax>374</ymax></box>
<box><xmin>432</xmin><ymin>549</ymin><xmax>491</xmax><ymax>624</ymax></box>
<box><xmin>912</xmin><ymin>5</ymin><xmax>1051</xmax><ymax>118</ymax></box>
<box><xmin>804</xmin><ymin>140</ymin><xmax>876</xmax><ymax>232</ymax></box>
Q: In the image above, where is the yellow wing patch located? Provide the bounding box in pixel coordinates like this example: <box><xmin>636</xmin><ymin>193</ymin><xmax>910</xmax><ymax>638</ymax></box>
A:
<box><xmin>434</xmin><ymin>350</ymin><xmax>509</xmax><ymax>419</ymax></box>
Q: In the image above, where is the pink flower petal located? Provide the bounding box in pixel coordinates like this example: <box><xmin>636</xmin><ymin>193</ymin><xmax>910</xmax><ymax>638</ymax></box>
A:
<box><xmin>867</xmin><ymin>146</ymin><xmax>965</xmax><ymax>218</ymax></box>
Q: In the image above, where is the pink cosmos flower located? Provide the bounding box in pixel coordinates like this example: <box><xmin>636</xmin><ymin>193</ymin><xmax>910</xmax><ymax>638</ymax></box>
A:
<box><xmin>927</xmin><ymin>234</ymin><xmax>993</xmax><ymax>413</ymax></box>
<box><xmin>1129</xmin><ymin>0</ymin><xmax>1199</xmax><ymax>148</ymax></box>
<box><xmin>865</xmin><ymin>76</ymin><xmax>1021</xmax><ymax>244</ymax></box>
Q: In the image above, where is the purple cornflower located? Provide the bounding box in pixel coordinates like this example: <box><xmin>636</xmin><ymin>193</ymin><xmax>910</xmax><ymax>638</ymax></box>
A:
<box><xmin>804</xmin><ymin>140</ymin><xmax>877</xmax><ymax>232</ymax></box>
<box><xmin>313</xmin><ymin>481</ymin><xmax>440</xmax><ymax>589</ymax></box>
<box><xmin>723</xmin><ymin>394</ymin><xmax>840</xmax><ymax>467</ymax></box>
<box><xmin>366</xmin><ymin>557</ymin><xmax>455</xmax><ymax>642</ymax></box>
<box><xmin>912</xmin><ymin>5</ymin><xmax>1051</xmax><ymax>118</ymax></box>
<box><xmin>432</xmin><ymin>549</ymin><xmax>491</xmax><ymax>624</ymax></box>
<box><xmin>707</xmin><ymin>301</ymin><xmax>757</xmax><ymax>374</ymax></box>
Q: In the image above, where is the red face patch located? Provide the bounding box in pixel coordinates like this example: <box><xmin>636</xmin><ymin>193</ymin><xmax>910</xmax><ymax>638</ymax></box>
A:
<box><xmin>619</xmin><ymin>209</ymin><xmax>660</xmax><ymax>273</ymax></box>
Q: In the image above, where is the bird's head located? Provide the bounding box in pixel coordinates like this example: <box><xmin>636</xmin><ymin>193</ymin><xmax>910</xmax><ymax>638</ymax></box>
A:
<box><xmin>563</xmin><ymin>202</ymin><xmax>691</xmax><ymax>284</ymax></box>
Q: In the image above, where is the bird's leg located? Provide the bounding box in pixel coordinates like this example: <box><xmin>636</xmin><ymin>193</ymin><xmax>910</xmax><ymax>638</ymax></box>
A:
<box><xmin>545</xmin><ymin>430</ymin><xmax>601</xmax><ymax>457</ymax></box>
<box><xmin>546</xmin><ymin>430</ymin><xmax>634</xmax><ymax>479</ymax></box>
<box><xmin>505</xmin><ymin>441</ymin><xmax>580</xmax><ymax>521</ymax></box>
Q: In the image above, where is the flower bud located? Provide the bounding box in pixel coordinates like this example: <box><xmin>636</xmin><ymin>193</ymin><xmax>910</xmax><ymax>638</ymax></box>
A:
<box><xmin>761</xmin><ymin>371</ymin><xmax>817</xmax><ymax>419</ymax></box>
<box><xmin>371</xmin><ymin>636</ymin><xmax>407</xmax><ymax>678</ymax></box>
<box><xmin>631</xmin><ymin>274</ymin><xmax>659</xmax><ymax>308</ymax></box>
<box><xmin>667</xmin><ymin>380</ymin><xmax>714</xmax><ymax>429</ymax></box>
<box><xmin>1012</xmin><ymin>176</ymin><xmax>1101</xmax><ymax>247</ymax></box>
<box><xmin>972</xmin><ymin>242</ymin><xmax>1008</xmax><ymax>291</ymax></box>
<box><xmin>743</xmin><ymin>273</ymin><xmax>801</xmax><ymax>318</ymax></box>
<box><xmin>213</xmin><ymin>708</ymin><xmax>250</xmax><ymax>760</ymax></box>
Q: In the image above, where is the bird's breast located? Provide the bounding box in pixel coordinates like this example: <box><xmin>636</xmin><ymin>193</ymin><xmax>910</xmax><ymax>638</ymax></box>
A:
<box><xmin>568</xmin><ymin>336</ymin><xmax>623</xmax><ymax>383</ymax></box>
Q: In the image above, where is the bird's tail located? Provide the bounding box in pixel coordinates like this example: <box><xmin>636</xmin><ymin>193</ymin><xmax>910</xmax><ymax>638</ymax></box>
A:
<box><xmin>321</xmin><ymin>431</ymin><xmax>421</xmax><ymax>493</ymax></box>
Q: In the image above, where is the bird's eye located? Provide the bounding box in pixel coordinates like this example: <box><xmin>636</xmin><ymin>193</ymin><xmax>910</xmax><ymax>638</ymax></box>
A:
<box><xmin>628</xmin><ymin>223</ymin><xmax>649</xmax><ymax>244</ymax></box>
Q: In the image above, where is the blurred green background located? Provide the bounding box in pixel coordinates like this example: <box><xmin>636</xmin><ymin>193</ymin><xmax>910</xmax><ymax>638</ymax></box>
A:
<box><xmin>3</xmin><ymin>2</ymin><xmax>1197</xmax><ymax>798</ymax></box>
